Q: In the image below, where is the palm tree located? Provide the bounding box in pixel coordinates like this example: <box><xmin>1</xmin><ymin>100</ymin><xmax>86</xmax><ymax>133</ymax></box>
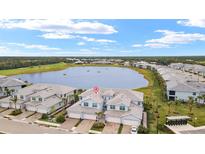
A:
<box><xmin>10</xmin><ymin>95</ymin><xmax>17</xmax><ymax>110</ymax></box>
<box><xmin>197</xmin><ymin>95</ymin><xmax>203</xmax><ymax>104</ymax></box>
<box><xmin>167</xmin><ymin>101</ymin><xmax>172</xmax><ymax>114</ymax></box>
<box><xmin>188</xmin><ymin>96</ymin><xmax>194</xmax><ymax>114</ymax></box>
<box><xmin>95</xmin><ymin>112</ymin><xmax>104</xmax><ymax>124</ymax></box>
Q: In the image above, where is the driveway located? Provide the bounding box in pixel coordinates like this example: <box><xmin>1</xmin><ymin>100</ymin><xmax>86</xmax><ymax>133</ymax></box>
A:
<box><xmin>0</xmin><ymin>107</ymin><xmax>8</xmax><ymax>113</ymax></box>
<box><xmin>0</xmin><ymin>109</ymin><xmax>14</xmax><ymax>117</ymax></box>
<box><xmin>0</xmin><ymin>118</ymin><xmax>70</xmax><ymax>134</ymax></box>
<box><xmin>102</xmin><ymin>122</ymin><xmax>120</xmax><ymax>134</ymax></box>
<box><xmin>75</xmin><ymin>120</ymin><xmax>95</xmax><ymax>133</ymax></box>
<box><xmin>59</xmin><ymin>118</ymin><xmax>79</xmax><ymax>130</ymax></box>
<box><xmin>25</xmin><ymin>112</ymin><xmax>42</xmax><ymax>123</ymax></box>
<box><xmin>121</xmin><ymin>125</ymin><xmax>131</xmax><ymax>134</ymax></box>
<box><xmin>12</xmin><ymin>110</ymin><xmax>35</xmax><ymax>120</ymax></box>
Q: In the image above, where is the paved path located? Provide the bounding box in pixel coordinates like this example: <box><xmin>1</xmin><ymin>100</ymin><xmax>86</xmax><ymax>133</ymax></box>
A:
<box><xmin>75</xmin><ymin>120</ymin><xmax>95</xmax><ymax>133</ymax></box>
<box><xmin>121</xmin><ymin>125</ymin><xmax>131</xmax><ymax>134</ymax></box>
<box><xmin>0</xmin><ymin>118</ymin><xmax>70</xmax><ymax>134</ymax></box>
<box><xmin>59</xmin><ymin>118</ymin><xmax>79</xmax><ymax>130</ymax></box>
<box><xmin>102</xmin><ymin>122</ymin><xmax>120</xmax><ymax>134</ymax></box>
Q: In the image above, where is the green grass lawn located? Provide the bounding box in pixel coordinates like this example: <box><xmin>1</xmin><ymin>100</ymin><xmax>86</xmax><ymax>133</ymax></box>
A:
<box><xmin>132</xmin><ymin>67</ymin><xmax>205</xmax><ymax>134</ymax></box>
<box><xmin>0</xmin><ymin>62</ymin><xmax>72</xmax><ymax>76</ymax></box>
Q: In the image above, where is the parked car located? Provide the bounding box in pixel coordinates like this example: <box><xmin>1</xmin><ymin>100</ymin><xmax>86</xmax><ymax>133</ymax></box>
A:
<box><xmin>130</xmin><ymin>126</ymin><xmax>138</xmax><ymax>134</ymax></box>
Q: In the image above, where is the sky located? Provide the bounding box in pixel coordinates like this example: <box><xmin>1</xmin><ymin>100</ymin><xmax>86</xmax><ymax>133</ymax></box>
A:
<box><xmin>0</xmin><ymin>19</ymin><xmax>205</xmax><ymax>56</ymax></box>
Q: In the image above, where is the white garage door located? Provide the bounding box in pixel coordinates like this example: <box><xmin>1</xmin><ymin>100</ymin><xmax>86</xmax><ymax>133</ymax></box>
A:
<box><xmin>106</xmin><ymin>116</ymin><xmax>121</xmax><ymax>123</ymax></box>
<box><xmin>0</xmin><ymin>102</ymin><xmax>10</xmax><ymax>108</ymax></box>
<box><xmin>37</xmin><ymin>108</ymin><xmax>48</xmax><ymax>114</ymax></box>
<box><xmin>121</xmin><ymin>119</ymin><xmax>139</xmax><ymax>126</ymax></box>
<box><xmin>69</xmin><ymin>112</ymin><xmax>81</xmax><ymax>119</ymax></box>
<box><xmin>26</xmin><ymin>106</ymin><xmax>37</xmax><ymax>112</ymax></box>
<box><xmin>83</xmin><ymin>114</ymin><xmax>96</xmax><ymax>120</ymax></box>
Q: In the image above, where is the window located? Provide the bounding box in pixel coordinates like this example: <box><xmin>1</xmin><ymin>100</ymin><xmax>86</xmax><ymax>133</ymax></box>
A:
<box><xmin>193</xmin><ymin>92</ymin><xmax>196</xmax><ymax>96</ymax></box>
<box><xmin>169</xmin><ymin>96</ymin><xmax>175</xmax><ymax>101</ymax></box>
<box><xmin>110</xmin><ymin>105</ymin><xmax>115</xmax><ymax>109</ymax></box>
<box><xmin>64</xmin><ymin>94</ymin><xmax>66</xmax><ymax>97</ymax></box>
<box><xmin>120</xmin><ymin>106</ymin><xmax>125</xmax><ymax>111</ymax></box>
<box><xmin>39</xmin><ymin>98</ymin><xmax>42</xmax><ymax>102</ymax></box>
<box><xmin>169</xmin><ymin>91</ymin><xmax>175</xmax><ymax>95</ymax></box>
<box><xmin>84</xmin><ymin>102</ymin><xmax>88</xmax><ymax>107</ymax></box>
<box><xmin>32</xmin><ymin>97</ymin><xmax>36</xmax><ymax>101</ymax></box>
<box><xmin>92</xmin><ymin>103</ymin><xmax>97</xmax><ymax>108</ymax></box>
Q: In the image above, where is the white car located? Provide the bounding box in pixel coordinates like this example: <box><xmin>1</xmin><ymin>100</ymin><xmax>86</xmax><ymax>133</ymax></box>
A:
<box><xmin>130</xmin><ymin>126</ymin><xmax>138</xmax><ymax>134</ymax></box>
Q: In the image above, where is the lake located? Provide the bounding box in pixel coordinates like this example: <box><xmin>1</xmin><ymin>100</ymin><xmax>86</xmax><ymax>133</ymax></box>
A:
<box><xmin>13</xmin><ymin>66</ymin><xmax>148</xmax><ymax>89</ymax></box>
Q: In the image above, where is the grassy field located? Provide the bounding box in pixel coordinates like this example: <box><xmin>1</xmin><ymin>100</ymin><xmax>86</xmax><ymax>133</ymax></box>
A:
<box><xmin>0</xmin><ymin>62</ymin><xmax>72</xmax><ymax>76</ymax></box>
<box><xmin>132</xmin><ymin>67</ymin><xmax>205</xmax><ymax>134</ymax></box>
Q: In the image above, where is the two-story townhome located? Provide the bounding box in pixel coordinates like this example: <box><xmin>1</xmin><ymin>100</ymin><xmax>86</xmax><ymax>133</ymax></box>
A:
<box><xmin>67</xmin><ymin>88</ymin><xmax>144</xmax><ymax>126</ymax></box>
<box><xmin>0</xmin><ymin>83</ymin><xmax>76</xmax><ymax>114</ymax></box>
<box><xmin>0</xmin><ymin>75</ymin><xmax>27</xmax><ymax>97</ymax></box>
<box><xmin>67</xmin><ymin>91</ymin><xmax>104</xmax><ymax>120</ymax></box>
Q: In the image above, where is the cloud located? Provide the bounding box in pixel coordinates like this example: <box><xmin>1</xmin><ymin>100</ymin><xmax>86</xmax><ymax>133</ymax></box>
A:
<box><xmin>177</xmin><ymin>19</ymin><xmax>205</xmax><ymax>28</ymax></box>
<box><xmin>145</xmin><ymin>30</ymin><xmax>205</xmax><ymax>47</ymax></box>
<box><xmin>8</xmin><ymin>43</ymin><xmax>61</xmax><ymax>51</ymax></box>
<box><xmin>40</xmin><ymin>33</ymin><xmax>74</xmax><ymax>39</ymax></box>
<box><xmin>144</xmin><ymin>43</ymin><xmax>170</xmax><ymax>48</ymax></box>
<box><xmin>77</xmin><ymin>36</ymin><xmax>116</xmax><ymax>43</ymax></box>
<box><xmin>0</xmin><ymin>19</ymin><xmax>117</xmax><ymax>34</ymax></box>
<box><xmin>77</xmin><ymin>42</ymin><xmax>86</xmax><ymax>46</ymax></box>
<box><xmin>132</xmin><ymin>44</ymin><xmax>143</xmax><ymax>48</ymax></box>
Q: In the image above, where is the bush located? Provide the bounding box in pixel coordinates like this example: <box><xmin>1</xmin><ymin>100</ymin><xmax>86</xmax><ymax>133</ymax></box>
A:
<box><xmin>138</xmin><ymin>125</ymin><xmax>149</xmax><ymax>134</ymax></box>
<box><xmin>10</xmin><ymin>109</ymin><xmax>22</xmax><ymax>116</ymax></box>
<box><xmin>56</xmin><ymin>114</ymin><xmax>65</xmax><ymax>123</ymax></box>
<box><xmin>91</xmin><ymin>122</ymin><xmax>105</xmax><ymax>132</ymax></box>
<box><xmin>41</xmin><ymin>114</ymin><xmax>49</xmax><ymax>120</ymax></box>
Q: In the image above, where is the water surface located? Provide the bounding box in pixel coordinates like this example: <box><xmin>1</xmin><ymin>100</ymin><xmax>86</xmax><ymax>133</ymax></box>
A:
<box><xmin>14</xmin><ymin>66</ymin><xmax>148</xmax><ymax>89</ymax></box>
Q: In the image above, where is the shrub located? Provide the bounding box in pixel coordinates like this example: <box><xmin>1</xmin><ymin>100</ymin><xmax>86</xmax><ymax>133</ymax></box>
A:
<box><xmin>10</xmin><ymin>109</ymin><xmax>22</xmax><ymax>116</ymax></box>
<box><xmin>41</xmin><ymin>114</ymin><xmax>49</xmax><ymax>120</ymax></box>
<box><xmin>138</xmin><ymin>125</ymin><xmax>149</xmax><ymax>134</ymax></box>
<box><xmin>56</xmin><ymin>114</ymin><xmax>65</xmax><ymax>123</ymax></box>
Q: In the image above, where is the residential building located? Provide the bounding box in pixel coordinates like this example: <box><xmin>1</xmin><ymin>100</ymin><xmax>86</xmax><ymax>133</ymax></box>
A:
<box><xmin>0</xmin><ymin>83</ymin><xmax>76</xmax><ymax>114</ymax></box>
<box><xmin>67</xmin><ymin>88</ymin><xmax>144</xmax><ymax>126</ymax></box>
<box><xmin>0</xmin><ymin>75</ymin><xmax>26</xmax><ymax>97</ymax></box>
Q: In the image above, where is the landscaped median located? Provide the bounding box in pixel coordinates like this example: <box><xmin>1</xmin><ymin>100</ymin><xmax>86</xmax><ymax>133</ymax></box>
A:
<box><xmin>132</xmin><ymin>67</ymin><xmax>205</xmax><ymax>134</ymax></box>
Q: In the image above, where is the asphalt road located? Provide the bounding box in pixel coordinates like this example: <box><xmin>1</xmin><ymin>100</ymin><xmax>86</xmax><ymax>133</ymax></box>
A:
<box><xmin>0</xmin><ymin>118</ymin><xmax>70</xmax><ymax>134</ymax></box>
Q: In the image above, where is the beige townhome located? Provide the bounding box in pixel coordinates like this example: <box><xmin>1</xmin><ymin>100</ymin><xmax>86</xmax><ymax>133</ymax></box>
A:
<box><xmin>0</xmin><ymin>83</ymin><xmax>76</xmax><ymax>114</ymax></box>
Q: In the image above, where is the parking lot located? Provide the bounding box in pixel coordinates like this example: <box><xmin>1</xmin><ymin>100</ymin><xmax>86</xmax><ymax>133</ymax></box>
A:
<box><xmin>102</xmin><ymin>122</ymin><xmax>120</xmax><ymax>134</ymax></box>
<box><xmin>75</xmin><ymin>120</ymin><xmax>95</xmax><ymax>133</ymax></box>
<box><xmin>59</xmin><ymin>118</ymin><xmax>79</xmax><ymax>130</ymax></box>
<box><xmin>121</xmin><ymin>125</ymin><xmax>131</xmax><ymax>134</ymax></box>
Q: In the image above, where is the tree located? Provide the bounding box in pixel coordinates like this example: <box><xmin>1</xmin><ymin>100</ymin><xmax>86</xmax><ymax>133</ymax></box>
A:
<box><xmin>197</xmin><ymin>95</ymin><xmax>203</xmax><ymax>104</ymax></box>
<box><xmin>188</xmin><ymin>96</ymin><xmax>194</xmax><ymax>114</ymax></box>
<box><xmin>56</xmin><ymin>114</ymin><xmax>65</xmax><ymax>123</ymax></box>
<box><xmin>167</xmin><ymin>101</ymin><xmax>172</xmax><ymax>114</ymax></box>
<box><xmin>10</xmin><ymin>95</ymin><xmax>17</xmax><ymax>110</ymax></box>
<box><xmin>95</xmin><ymin>112</ymin><xmax>104</xmax><ymax>125</ymax></box>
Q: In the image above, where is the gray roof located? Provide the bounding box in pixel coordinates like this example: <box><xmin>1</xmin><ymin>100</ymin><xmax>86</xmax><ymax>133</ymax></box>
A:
<box><xmin>0</xmin><ymin>76</ymin><xmax>26</xmax><ymax>87</ymax></box>
<box><xmin>67</xmin><ymin>101</ymin><xmax>100</xmax><ymax>114</ymax></box>
<box><xmin>106</xmin><ymin>93</ymin><xmax>131</xmax><ymax>106</ymax></box>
